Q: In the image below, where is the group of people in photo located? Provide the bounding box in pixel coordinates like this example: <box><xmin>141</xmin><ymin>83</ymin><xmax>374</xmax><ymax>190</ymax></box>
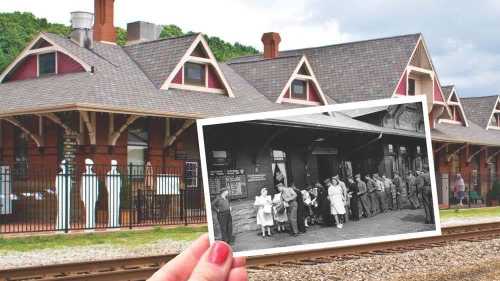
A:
<box><xmin>212</xmin><ymin>168</ymin><xmax>435</xmax><ymax>244</ymax></box>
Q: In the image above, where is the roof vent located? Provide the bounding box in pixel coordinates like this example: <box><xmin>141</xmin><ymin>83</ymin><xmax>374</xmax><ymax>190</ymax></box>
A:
<box><xmin>70</xmin><ymin>11</ymin><xmax>94</xmax><ymax>49</ymax></box>
<box><xmin>126</xmin><ymin>21</ymin><xmax>162</xmax><ymax>45</ymax></box>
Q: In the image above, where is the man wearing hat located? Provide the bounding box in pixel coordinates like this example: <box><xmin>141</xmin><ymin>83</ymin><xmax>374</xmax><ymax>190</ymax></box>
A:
<box><xmin>417</xmin><ymin>167</ymin><xmax>435</xmax><ymax>224</ymax></box>
<box><xmin>278</xmin><ymin>183</ymin><xmax>299</xmax><ymax>236</ymax></box>
<box><xmin>356</xmin><ymin>174</ymin><xmax>371</xmax><ymax>217</ymax></box>
<box><xmin>211</xmin><ymin>188</ymin><xmax>233</xmax><ymax>244</ymax></box>
<box><xmin>333</xmin><ymin>175</ymin><xmax>349</xmax><ymax>223</ymax></box>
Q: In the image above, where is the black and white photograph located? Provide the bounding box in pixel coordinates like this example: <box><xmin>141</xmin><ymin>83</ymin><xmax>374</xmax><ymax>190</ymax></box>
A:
<box><xmin>198</xmin><ymin>96</ymin><xmax>441</xmax><ymax>257</ymax></box>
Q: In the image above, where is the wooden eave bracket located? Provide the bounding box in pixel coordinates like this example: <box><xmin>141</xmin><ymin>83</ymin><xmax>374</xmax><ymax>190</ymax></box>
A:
<box><xmin>487</xmin><ymin>148</ymin><xmax>500</xmax><ymax>163</ymax></box>
<box><xmin>433</xmin><ymin>143</ymin><xmax>449</xmax><ymax>154</ymax></box>
<box><xmin>1</xmin><ymin>116</ymin><xmax>44</xmax><ymax>147</ymax></box>
<box><xmin>467</xmin><ymin>146</ymin><xmax>488</xmax><ymax>163</ymax></box>
<box><xmin>80</xmin><ymin>111</ymin><xmax>97</xmax><ymax>145</ymax></box>
<box><xmin>446</xmin><ymin>143</ymin><xmax>467</xmax><ymax>162</ymax></box>
<box><xmin>164</xmin><ymin>119</ymin><xmax>196</xmax><ymax>148</ymax></box>
<box><xmin>37</xmin><ymin>113</ymin><xmax>82</xmax><ymax>145</ymax></box>
<box><xmin>108</xmin><ymin>114</ymin><xmax>140</xmax><ymax>146</ymax></box>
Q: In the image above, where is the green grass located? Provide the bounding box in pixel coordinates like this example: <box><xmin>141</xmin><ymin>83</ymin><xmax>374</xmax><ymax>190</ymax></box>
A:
<box><xmin>440</xmin><ymin>207</ymin><xmax>500</xmax><ymax>220</ymax></box>
<box><xmin>0</xmin><ymin>226</ymin><xmax>207</xmax><ymax>253</ymax></box>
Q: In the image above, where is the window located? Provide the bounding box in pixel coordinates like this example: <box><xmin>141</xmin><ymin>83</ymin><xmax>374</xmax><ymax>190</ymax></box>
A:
<box><xmin>388</xmin><ymin>144</ymin><xmax>394</xmax><ymax>153</ymax></box>
<box><xmin>408</xmin><ymin>79</ymin><xmax>416</xmax><ymax>95</ymax></box>
<box><xmin>184</xmin><ymin>62</ymin><xmax>205</xmax><ymax>86</ymax></box>
<box><xmin>127</xmin><ymin>120</ymin><xmax>149</xmax><ymax>177</ymax></box>
<box><xmin>39</xmin><ymin>53</ymin><xmax>56</xmax><ymax>75</ymax></box>
<box><xmin>185</xmin><ymin>161</ymin><xmax>199</xmax><ymax>188</ymax></box>
<box><xmin>291</xmin><ymin>80</ymin><xmax>307</xmax><ymax>99</ymax></box>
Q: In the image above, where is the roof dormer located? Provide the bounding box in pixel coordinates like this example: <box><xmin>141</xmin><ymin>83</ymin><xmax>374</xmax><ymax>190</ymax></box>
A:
<box><xmin>228</xmin><ymin>55</ymin><xmax>329</xmax><ymax>106</ymax></box>
<box><xmin>0</xmin><ymin>33</ymin><xmax>91</xmax><ymax>83</ymax></box>
<box><xmin>161</xmin><ymin>34</ymin><xmax>234</xmax><ymax>97</ymax></box>
<box><xmin>438</xmin><ymin>86</ymin><xmax>469</xmax><ymax>127</ymax></box>
<box><xmin>487</xmin><ymin>96</ymin><xmax>500</xmax><ymax>130</ymax></box>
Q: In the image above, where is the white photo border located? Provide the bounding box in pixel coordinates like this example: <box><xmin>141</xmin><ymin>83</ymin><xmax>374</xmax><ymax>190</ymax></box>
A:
<box><xmin>197</xmin><ymin>95</ymin><xmax>442</xmax><ymax>258</ymax></box>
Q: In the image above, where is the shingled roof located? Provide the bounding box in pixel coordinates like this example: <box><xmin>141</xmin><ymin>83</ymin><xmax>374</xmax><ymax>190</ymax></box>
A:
<box><xmin>461</xmin><ymin>95</ymin><xmax>499</xmax><ymax>129</ymax></box>
<box><xmin>124</xmin><ymin>34</ymin><xmax>198</xmax><ymax>88</ymax></box>
<box><xmin>228</xmin><ymin>55</ymin><xmax>303</xmax><ymax>103</ymax></box>
<box><xmin>229</xmin><ymin>33</ymin><xmax>421</xmax><ymax>103</ymax></box>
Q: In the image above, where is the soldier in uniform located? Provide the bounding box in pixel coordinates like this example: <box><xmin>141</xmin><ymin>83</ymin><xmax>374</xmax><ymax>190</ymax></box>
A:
<box><xmin>392</xmin><ymin>173</ymin><xmax>404</xmax><ymax>210</ymax></box>
<box><xmin>417</xmin><ymin>169</ymin><xmax>435</xmax><ymax>224</ymax></box>
<box><xmin>355</xmin><ymin>174</ymin><xmax>371</xmax><ymax>217</ymax></box>
<box><xmin>406</xmin><ymin>170</ymin><xmax>419</xmax><ymax>209</ymax></box>
<box><xmin>365</xmin><ymin>175</ymin><xmax>379</xmax><ymax>215</ymax></box>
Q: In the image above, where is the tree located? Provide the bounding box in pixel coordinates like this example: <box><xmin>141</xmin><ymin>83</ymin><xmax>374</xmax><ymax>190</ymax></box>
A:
<box><xmin>0</xmin><ymin>12</ymin><xmax>258</xmax><ymax>73</ymax></box>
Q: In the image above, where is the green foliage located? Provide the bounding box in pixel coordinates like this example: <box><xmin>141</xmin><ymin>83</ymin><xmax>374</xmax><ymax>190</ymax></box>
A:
<box><xmin>0</xmin><ymin>12</ymin><xmax>70</xmax><ymax>72</ymax></box>
<box><xmin>0</xmin><ymin>11</ymin><xmax>258</xmax><ymax>73</ymax></box>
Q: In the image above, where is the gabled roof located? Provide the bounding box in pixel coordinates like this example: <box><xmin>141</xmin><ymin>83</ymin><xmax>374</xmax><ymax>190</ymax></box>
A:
<box><xmin>438</xmin><ymin>85</ymin><xmax>469</xmax><ymax>127</ymax></box>
<box><xmin>461</xmin><ymin>95</ymin><xmax>500</xmax><ymax>129</ymax></box>
<box><xmin>229</xmin><ymin>33</ymin><xmax>421</xmax><ymax>103</ymax></box>
<box><xmin>228</xmin><ymin>55</ymin><xmax>303</xmax><ymax>102</ymax></box>
<box><xmin>124</xmin><ymin>34</ymin><xmax>199</xmax><ymax>88</ymax></box>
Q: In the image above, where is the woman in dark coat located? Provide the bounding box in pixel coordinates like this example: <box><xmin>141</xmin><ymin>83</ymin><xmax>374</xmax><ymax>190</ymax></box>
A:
<box><xmin>347</xmin><ymin>177</ymin><xmax>360</xmax><ymax>221</ymax></box>
<box><xmin>292</xmin><ymin>184</ymin><xmax>307</xmax><ymax>233</ymax></box>
<box><xmin>317</xmin><ymin>182</ymin><xmax>331</xmax><ymax>226</ymax></box>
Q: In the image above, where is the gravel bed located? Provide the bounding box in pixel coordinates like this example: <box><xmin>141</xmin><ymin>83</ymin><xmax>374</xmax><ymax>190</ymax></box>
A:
<box><xmin>249</xmin><ymin>238</ymin><xmax>500</xmax><ymax>281</ymax></box>
<box><xmin>0</xmin><ymin>238</ymin><xmax>191</xmax><ymax>270</ymax></box>
<box><xmin>441</xmin><ymin>216</ymin><xmax>500</xmax><ymax>227</ymax></box>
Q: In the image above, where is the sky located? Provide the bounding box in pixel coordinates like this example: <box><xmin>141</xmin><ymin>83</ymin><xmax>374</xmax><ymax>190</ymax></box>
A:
<box><xmin>1</xmin><ymin>0</ymin><xmax>499</xmax><ymax>97</ymax></box>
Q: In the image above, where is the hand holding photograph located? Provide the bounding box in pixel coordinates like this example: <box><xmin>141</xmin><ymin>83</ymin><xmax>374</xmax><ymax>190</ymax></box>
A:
<box><xmin>197</xmin><ymin>96</ymin><xmax>441</xmax><ymax>257</ymax></box>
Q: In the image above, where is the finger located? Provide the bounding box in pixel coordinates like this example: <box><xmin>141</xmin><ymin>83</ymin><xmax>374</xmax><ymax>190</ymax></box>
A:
<box><xmin>232</xmin><ymin>256</ymin><xmax>246</xmax><ymax>268</ymax></box>
<box><xmin>148</xmin><ymin>234</ymin><xmax>210</xmax><ymax>281</ymax></box>
<box><xmin>188</xmin><ymin>241</ymin><xmax>233</xmax><ymax>281</ymax></box>
<box><xmin>227</xmin><ymin>266</ymin><xmax>248</xmax><ymax>281</ymax></box>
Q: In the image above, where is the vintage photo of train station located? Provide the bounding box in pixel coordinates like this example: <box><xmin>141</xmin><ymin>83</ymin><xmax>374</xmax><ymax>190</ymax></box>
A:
<box><xmin>199</xmin><ymin>98</ymin><xmax>440</xmax><ymax>255</ymax></box>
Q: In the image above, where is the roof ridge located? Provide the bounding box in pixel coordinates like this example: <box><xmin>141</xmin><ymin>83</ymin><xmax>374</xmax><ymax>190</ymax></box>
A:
<box><xmin>280</xmin><ymin>33</ymin><xmax>422</xmax><ymax>54</ymax></box>
<box><xmin>227</xmin><ymin>54</ymin><xmax>302</xmax><ymax>65</ymax></box>
<box><xmin>123</xmin><ymin>33</ymin><xmax>200</xmax><ymax>48</ymax></box>
<box><xmin>461</xmin><ymin>94</ymin><xmax>500</xmax><ymax>100</ymax></box>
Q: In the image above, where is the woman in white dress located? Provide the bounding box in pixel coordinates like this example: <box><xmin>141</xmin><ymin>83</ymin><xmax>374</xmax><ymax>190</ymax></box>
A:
<box><xmin>272</xmin><ymin>187</ymin><xmax>288</xmax><ymax>233</ymax></box>
<box><xmin>254</xmin><ymin>187</ymin><xmax>274</xmax><ymax>237</ymax></box>
<box><xmin>328</xmin><ymin>178</ymin><xmax>346</xmax><ymax>229</ymax></box>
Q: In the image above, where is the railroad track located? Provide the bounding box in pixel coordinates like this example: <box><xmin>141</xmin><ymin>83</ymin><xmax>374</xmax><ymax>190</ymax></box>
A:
<box><xmin>1</xmin><ymin>222</ymin><xmax>500</xmax><ymax>281</ymax></box>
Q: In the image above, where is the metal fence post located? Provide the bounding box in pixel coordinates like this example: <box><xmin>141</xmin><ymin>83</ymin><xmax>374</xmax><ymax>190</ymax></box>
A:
<box><xmin>128</xmin><ymin>163</ymin><xmax>133</xmax><ymax>229</ymax></box>
<box><xmin>184</xmin><ymin>167</ymin><xmax>188</xmax><ymax>226</ymax></box>
<box><xmin>64</xmin><ymin>161</ymin><xmax>70</xmax><ymax>233</ymax></box>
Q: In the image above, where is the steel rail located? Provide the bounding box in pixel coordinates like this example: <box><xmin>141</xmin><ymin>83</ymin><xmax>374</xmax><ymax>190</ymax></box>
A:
<box><xmin>1</xmin><ymin>222</ymin><xmax>499</xmax><ymax>281</ymax></box>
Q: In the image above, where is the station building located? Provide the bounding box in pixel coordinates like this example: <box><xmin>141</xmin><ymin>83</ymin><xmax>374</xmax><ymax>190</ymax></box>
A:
<box><xmin>0</xmin><ymin>0</ymin><xmax>499</xmax><ymax>233</ymax></box>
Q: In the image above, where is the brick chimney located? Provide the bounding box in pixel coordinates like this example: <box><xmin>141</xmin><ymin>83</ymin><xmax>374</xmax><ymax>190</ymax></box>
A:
<box><xmin>93</xmin><ymin>0</ymin><xmax>116</xmax><ymax>43</ymax></box>
<box><xmin>261</xmin><ymin>32</ymin><xmax>281</xmax><ymax>59</ymax></box>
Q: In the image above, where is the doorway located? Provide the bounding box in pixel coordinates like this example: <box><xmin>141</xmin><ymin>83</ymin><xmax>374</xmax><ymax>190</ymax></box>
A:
<box><xmin>317</xmin><ymin>155</ymin><xmax>338</xmax><ymax>182</ymax></box>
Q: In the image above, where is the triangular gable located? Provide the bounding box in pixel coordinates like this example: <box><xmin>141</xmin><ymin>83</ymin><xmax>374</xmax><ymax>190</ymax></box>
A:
<box><xmin>0</xmin><ymin>33</ymin><xmax>92</xmax><ymax>83</ymax></box>
<box><xmin>161</xmin><ymin>34</ymin><xmax>234</xmax><ymax>97</ymax></box>
<box><xmin>439</xmin><ymin>86</ymin><xmax>469</xmax><ymax>127</ymax></box>
<box><xmin>276</xmin><ymin>55</ymin><xmax>329</xmax><ymax>106</ymax></box>
<box><xmin>487</xmin><ymin>96</ymin><xmax>500</xmax><ymax>130</ymax></box>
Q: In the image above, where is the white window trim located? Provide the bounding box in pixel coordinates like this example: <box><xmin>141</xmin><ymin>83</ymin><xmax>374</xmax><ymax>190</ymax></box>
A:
<box><xmin>161</xmin><ymin>34</ymin><xmax>234</xmax><ymax>97</ymax></box>
<box><xmin>0</xmin><ymin>33</ymin><xmax>92</xmax><ymax>83</ymax></box>
<box><xmin>486</xmin><ymin>96</ymin><xmax>500</xmax><ymax>130</ymax></box>
<box><xmin>169</xmin><ymin>83</ymin><xmax>226</xmax><ymax>94</ymax></box>
<box><xmin>37</xmin><ymin>52</ymin><xmax>58</xmax><ymax>77</ymax></box>
<box><xmin>275</xmin><ymin>55</ymin><xmax>329</xmax><ymax>105</ymax></box>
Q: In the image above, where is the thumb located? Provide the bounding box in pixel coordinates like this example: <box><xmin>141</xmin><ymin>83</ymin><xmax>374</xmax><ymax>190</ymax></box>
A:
<box><xmin>188</xmin><ymin>241</ymin><xmax>234</xmax><ymax>281</ymax></box>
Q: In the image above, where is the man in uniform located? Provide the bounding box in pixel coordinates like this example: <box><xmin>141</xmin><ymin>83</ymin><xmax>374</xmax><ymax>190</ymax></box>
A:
<box><xmin>416</xmin><ymin>169</ymin><xmax>435</xmax><ymax>224</ymax></box>
<box><xmin>365</xmin><ymin>175</ymin><xmax>379</xmax><ymax>215</ymax></box>
<box><xmin>382</xmin><ymin>174</ymin><xmax>395</xmax><ymax>210</ymax></box>
<box><xmin>406</xmin><ymin>170</ymin><xmax>419</xmax><ymax>209</ymax></box>
<box><xmin>392</xmin><ymin>173</ymin><xmax>404</xmax><ymax>210</ymax></box>
<box><xmin>279</xmin><ymin>183</ymin><xmax>299</xmax><ymax>236</ymax></box>
<box><xmin>355</xmin><ymin>174</ymin><xmax>371</xmax><ymax>217</ymax></box>
<box><xmin>373</xmin><ymin>174</ymin><xmax>387</xmax><ymax>213</ymax></box>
